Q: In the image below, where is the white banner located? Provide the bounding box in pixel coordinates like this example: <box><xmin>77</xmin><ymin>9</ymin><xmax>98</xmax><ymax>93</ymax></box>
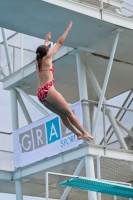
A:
<box><xmin>13</xmin><ymin>101</ymin><xmax>84</xmax><ymax>168</ymax></box>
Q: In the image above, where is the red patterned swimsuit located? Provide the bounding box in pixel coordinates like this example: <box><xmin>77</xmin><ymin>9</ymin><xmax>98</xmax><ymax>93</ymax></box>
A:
<box><xmin>37</xmin><ymin>64</ymin><xmax>54</xmax><ymax>102</ymax></box>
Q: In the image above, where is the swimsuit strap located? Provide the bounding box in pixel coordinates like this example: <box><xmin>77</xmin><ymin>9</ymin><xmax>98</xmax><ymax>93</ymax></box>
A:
<box><xmin>38</xmin><ymin>69</ymin><xmax>52</xmax><ymax>73</ymax></box>
<box><xmin>38</xmin><ymin>64</ymin><xmax>54</xmax><ymax>74</ymax></box>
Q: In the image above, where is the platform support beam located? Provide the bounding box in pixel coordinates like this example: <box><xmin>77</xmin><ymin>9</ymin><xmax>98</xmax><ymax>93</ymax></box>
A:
<box><xmin>76</xmin><ymin>51</ymin><xmax>91</xmax><ymax>134</ymax></box>
<box><xmin>85</xmin><ymin>155</ymin><xmax>97</xmax><ymax>200</ymax></box>
<box><xmin>15</xmin><ymin>180</ymin><xmax>23</xmax><ymax>200</ymax></box>
<box><xmin>10</xmin><ymin>89</ymin><xmax>23</xmax><ymax>200</ymax></box>
<box><xmin>10</xmin><ymin>89</ymin><xmax>19</xmax><ymax>130</ymax></box>
<box><xmin>91</xmin><ymin>29</ymin><xmax>121</xmax><ymax>137</ymax></box>
<box><xmin>97</xmin><ymin>155</ymin><xmax>101</xmax><ymax>200</ymax></box>
<box><xmin>15</xmin><ymin>87</ymin><xmax>50</xmax><ymax>116</ymax></box>
<box><xmin>46</xmin><ymin>172</ymin><xmax>49</xmax><ymax>200</ymax></box>
<box><xmin>20</xmin><ymin>33</ymin><xmax>23</xmax><ymax>69</ymax></box>
<box><xmin>1</xmin><ymin>28</ymin><xmax>12</xmax><ymax>74</ymax></box>
<box><xmin>89</xmin><ymin>104</ymin><xmax>95</xmax><ymax>132</ymax></box>
<box><xmin>84</xmin><ymin>53</ymin><xmax>128</xmax><ymax>150</ymax></box>
<box><xmin>76</xmin><ymin>51</ymin><xmax>97</xmax><ymax>200</ymax></box>
<box><xmin>60</xmin><ymin>158</ymin><xmax>85</xmax><ymax>200</ymax></box>
<box><xmin>17</xmin><ymin>93</ymin><xmax>32</xmax><ymax>124</ymax></box>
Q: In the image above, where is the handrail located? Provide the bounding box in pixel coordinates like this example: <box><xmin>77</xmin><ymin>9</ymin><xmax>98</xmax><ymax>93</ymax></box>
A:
<box><xmin>81</xmin><ymin>98</ymin><xmax>133</xmax><ymax>150</ymax></box>
<box><xmin>0</xmin><ymin>131</ymin><xmax>12</xmax><ymax>135</ymax></box>
<box><xmin>81</xmin><ymin>99</ymin><xmax>133</xmax><ymax>112</ymax></box>
<box><xmin>122</xmin><ymin>7</ymin><xmax>133</xmax><ymax>15</ymax></box>
<box><xmin>99</xmin><ymin>90</ymin><xmax>133</xmax><ymax>145</ymax></box>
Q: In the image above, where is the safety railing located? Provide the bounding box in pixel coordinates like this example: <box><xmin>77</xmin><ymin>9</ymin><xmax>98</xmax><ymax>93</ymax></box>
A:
<box><xmin>0</xmin><ymin>131</ymin><xmax>12</xmax><ymax>135</ymax></box>
<box><xmin>71</xmin><ymin>0</ymin><xmax>133</xmax><ymax>18</ymax></box>
<box><xmin>82</xmin><ymin>96</ymin><xmax>133</xmax><ymax>151</ymax></box>
<box><xmin>122</xmin><ymin>1</ymin><xmax>133</xmax><ymax>17</ymax></box>
<box><xmin>72</xmin><ymin>0</ymin><xmax>121</xmax><ymax>11</ymax></box>
<box><xmin>0</xmin><ymin>34</ymin><xmax>36</xmax><ymax>79</ymax></box>
<box><xmin>0</xmin><ymin>34</ymin><xmax>73</xmax><ymax>80</ymax></box>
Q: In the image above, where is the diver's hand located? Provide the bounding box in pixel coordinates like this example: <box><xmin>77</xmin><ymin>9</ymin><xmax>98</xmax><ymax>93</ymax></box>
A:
<box><xmin>46</xmin><ymin>32</ymin><xmax>51</xmax><ymax>40</ymax></box>
<box><xmin>67</xmin><ymin>21</ymin><xmax>73</xmax><ymax>32</ymax></box>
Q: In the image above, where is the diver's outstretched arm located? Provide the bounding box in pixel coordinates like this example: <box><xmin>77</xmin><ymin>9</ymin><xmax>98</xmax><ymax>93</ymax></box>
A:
<box><xmin>44</xmin><ymin>32</ymin><xmax>51</xmax><ymax>46</ymax></box>
<box><xmin>57</xmin><ymin>21</ymin><xmax>72</xmax><ymax>45</ymax></box>
<box><xmin>48</xmin><ymin>21</ymin><xmax>73</xmax><ymax>57</ymax></box>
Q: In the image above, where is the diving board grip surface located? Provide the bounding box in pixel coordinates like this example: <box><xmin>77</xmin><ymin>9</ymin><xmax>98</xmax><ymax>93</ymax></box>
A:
<box><xmin>58</xmin><ymin>177</ymin><xmax>133</xmax><ymax>198</ymax></box>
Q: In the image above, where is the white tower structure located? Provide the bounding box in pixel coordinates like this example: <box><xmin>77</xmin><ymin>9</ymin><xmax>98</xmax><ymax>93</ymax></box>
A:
<box><xmin>0</xmin><ymin>0</ymin><xmax>133</xmax><ymax>200</ymax></box>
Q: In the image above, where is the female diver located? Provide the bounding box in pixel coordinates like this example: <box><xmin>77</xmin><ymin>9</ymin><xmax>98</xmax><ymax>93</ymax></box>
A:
<box><xmin>36</xmin><ymin>21</ymin><xmax>93</xmax><ymax>141</ymax></box>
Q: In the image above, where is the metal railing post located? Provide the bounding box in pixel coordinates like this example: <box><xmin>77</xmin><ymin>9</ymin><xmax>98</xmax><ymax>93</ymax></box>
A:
<box><xmin>97</xmin><ymin>155</ymin><xmax>101</xmax><ymax>200</ymax></box>
<box><xmin>10</xmin><ymin>89</ymin><xmax>19</xmax><ymax>130</ymax></box>
<box><xmin>45</xmin><ymin>172</ymin><xmax>49</xmax><ymax>200</ymax></box>
<box><xmin>103</xmin><ymin>104</ymin><xmax>107</xmax><ymax>155</ymax></box>
<box><xmin>100</xmin><ymin>0</ymin><xmax>103</xmax><ymax>19</ymax></box>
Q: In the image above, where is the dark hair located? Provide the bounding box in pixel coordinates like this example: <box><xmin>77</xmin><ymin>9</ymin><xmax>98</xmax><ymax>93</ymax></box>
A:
<box><xmin>36</xmin><ymin>45</ymin><xmax>49</xmax><ymax>71</ymax></box>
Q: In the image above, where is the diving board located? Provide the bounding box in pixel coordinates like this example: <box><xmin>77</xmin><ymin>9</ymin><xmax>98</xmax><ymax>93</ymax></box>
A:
<box><xmin>58</xmin><ymin>177</ymin><xmax>133</xmax><ymax>198</ymax></box>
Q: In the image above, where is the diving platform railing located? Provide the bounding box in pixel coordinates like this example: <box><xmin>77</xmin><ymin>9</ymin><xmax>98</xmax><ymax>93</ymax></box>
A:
<box><xmin>0</xmin><ymin>32</ymin><xmax>73</xmax><ymax>79</ymax></box>
<box><xmin>82</xmin><ymin>96</ymin><xmax>133</xmax><ymax>151</ymax></box>
<box><xmin>50</xmin><ymin>0</ymin><xmax>133</xmax><ymax>19</ymax></box>
<box><xmin>58</xmin><ymin>0</ymin><xmax>125</xmax><ymax>17</ymax></box>
<box><xmin>73</xmin><ymin>0</ymin><xmax>122</xmax><ymax>9</ymax></box>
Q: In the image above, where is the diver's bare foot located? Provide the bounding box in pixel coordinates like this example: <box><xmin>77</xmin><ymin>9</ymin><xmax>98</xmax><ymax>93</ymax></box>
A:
<box><xmin>78</xmin><ymin>131</ymin><xmax>94</xmax><ymax>141</ymax></box>
<box><xmin>77</xmin><ymin>132</ymin><xmax>82</xmax><ymax>140</ymax></box>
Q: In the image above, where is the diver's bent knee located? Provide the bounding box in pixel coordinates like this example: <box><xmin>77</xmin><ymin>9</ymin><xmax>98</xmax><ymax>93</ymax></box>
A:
<box><xmin>60</xmin><ymin>115</ymin><xmax>67</xmax><ymax>120</ymax></box>
<box><xmin>65</xmin><ymin>111</ymin><xmax>73</xmax><ymax>118</ymax></box>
